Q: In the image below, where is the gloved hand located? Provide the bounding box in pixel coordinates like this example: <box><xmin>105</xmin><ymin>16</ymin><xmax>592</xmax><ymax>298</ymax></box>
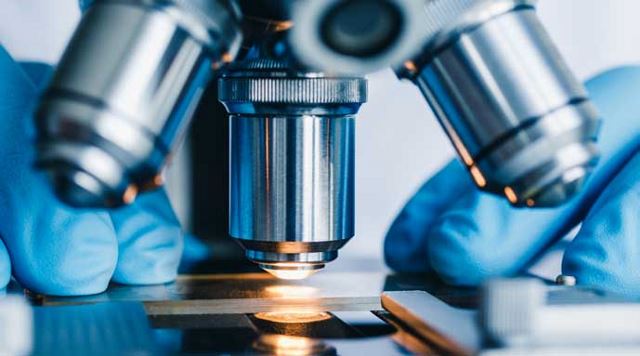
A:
<box><xmin>0</xmin><ymin>45</ymin><xmax>185</xmax><ymax>296</ymax></box>
<box><xmin>385</xmin><ymin>66</ymin><xmax>640</xmax><ymax>297</ymax></box>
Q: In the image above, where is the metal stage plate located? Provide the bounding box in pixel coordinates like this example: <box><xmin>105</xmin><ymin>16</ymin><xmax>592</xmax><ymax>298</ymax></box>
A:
<box><xmin>30</xmin><ymin>272</ymin><xmax>477</xmax><ymax>354</ymax></box>
<box><xmin>34</xmin><ymin>272</ymin><xmax>476</xmax><ymax>315</ymax></box>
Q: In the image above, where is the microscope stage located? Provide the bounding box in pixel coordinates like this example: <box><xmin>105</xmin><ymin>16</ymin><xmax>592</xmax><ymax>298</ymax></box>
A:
<box><xmin>31</xmin><ymin>272</ymin><xmax>475</xmax><ymax>354</ymax></box>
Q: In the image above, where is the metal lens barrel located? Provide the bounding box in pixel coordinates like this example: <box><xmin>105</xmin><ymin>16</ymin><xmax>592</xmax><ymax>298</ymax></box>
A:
<box><xmin>289</xmin><ymin>0</ymin><xmax>426</xmax><ymax>74</ymax></box>
<box><xmin>399</xmin><ymin>0</ymin><xmax>600</xmax><ymax>207</ymax></box>
<box><xmin>35</xmin><ymin>0</ymin><xmax>241</xmax><ymax>207</ymax></box>
<box><xmin>219</xmin><ymin>59</ymin><xmax>367</xmax><ymax>279</ymax></box>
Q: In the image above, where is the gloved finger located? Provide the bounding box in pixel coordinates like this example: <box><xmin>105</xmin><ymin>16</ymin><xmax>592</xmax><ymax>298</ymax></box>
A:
<box><xmin>560</xmin><ymin>67</ymin><xmax>640</xmax><ymax>296</ymax></box>
<box><xmin>18</xmin><ymin>62</ymin><xmax>53</xmax><ymax>91</ymax></box>
<box><xmin>0</xmin><ymin>47</ymin><xmax>118</xmax><ymax>296</ymax></box>
<box><xmin>387</xmin><ymin>66</ymin><xmax>640</xmax><ymax>286</ymax></box>
<box><xmin>73</xmin><ymin>0</ymin><xmax>185</xmax><ymax>286</ymax></box>
<box><xmin>0</xmin><ymin>239</ymin><xmax>11</xmax><ymax>290</ymax></box>
<box><xmin>180</xmin><ymin>233</ymin><xmax>213</xmax><ymax>272</ymax></box>
<box><xmin>79</xmin><ymin>0</ymin><xmax>94</xmax><ymax>12</ymax></box>
<box><xmin>384</xmin><ymin>160</ymin><xmax>475</xmax><ymax>272</ymax></box>
<box><xmin>562</xmin><ymin>151</ymin><xmax>640</xmax><ymax>297</ymax></box>
<box><xmin>426</xmin><ymin>189</ymin><xmax>572</xmax><ymax>285</ymax></box>
<box><xmin>109</xmin><ymin>189</ymin><xmax>183</xmax><ymax>285</ymax></box>
<box><xmin>429</xmin><ymin>66</ymin><xmax>640</xmax><ymax>286</ymax></box>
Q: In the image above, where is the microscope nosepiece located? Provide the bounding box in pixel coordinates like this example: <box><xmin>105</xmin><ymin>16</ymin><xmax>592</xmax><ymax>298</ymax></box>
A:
<box><xmin>35</xmin><ymin>0</ymin><xmax>241</xmax><ymax>207</ymax></box>
<box><xmin>399</xmin><ymin>0</ymin><xmax>600</xmax><ymax>207</ymax></box>
<box><xmin>219</xmin><ymin>59</ymin><xmax>367</xmax><ymax>277</ymax></box>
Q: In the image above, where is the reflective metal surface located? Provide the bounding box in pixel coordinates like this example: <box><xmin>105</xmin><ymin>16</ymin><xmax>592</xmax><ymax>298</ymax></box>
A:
<box><xmin>32</xmin><ymin>272</ymin><xmax>474</xmax><ymax>354</ymax></box>
<box><xmin>383</xmin><ymin>291</ymin><xmax>479</xmax><ymax>355</ymax></box>
<box><xmin>219</xmin><ymin>58</ymin><xmax>367</xmax><ymax>275</ymax></box>
<box><xmin>35</xmin><ymin>273</ymin><xmax>386</xmax><ymax>318</ymax></box>
<box><xmin>399</xmin><ymin>0</ymin><xmax>600</xmax><ymax>207</ymax></box>
<box><xmin>36</xmin><ymin>0</ymin><xmax>242</xmax><ymax>207</ymax></box>
<box><xmin>33</xmin><ymin>272</ymin><xmax>477</xmax><ymax>320</ymax></box>
<box><xmin>30</xmin><ymin>273</ymin><xmax>640</xmax><ymax>355</ymax></box>
<box><xmin>289</xmin><ymin>0</ymin><xmax>427</xmax><ymax>74</ymax></box>
<box><xmin>32</xmin><ymin>302</ymin><xmax>157</xmax><ymax>355</ymax></box>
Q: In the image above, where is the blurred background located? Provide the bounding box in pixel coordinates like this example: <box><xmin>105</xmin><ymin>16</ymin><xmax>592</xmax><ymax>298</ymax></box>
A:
<box><xmin>2</xmin><ymin>0</ymin><xmax>640</xmax><ymax>272</ymax></box>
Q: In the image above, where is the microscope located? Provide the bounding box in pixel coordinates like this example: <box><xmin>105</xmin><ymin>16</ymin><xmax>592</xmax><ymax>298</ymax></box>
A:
<box><xmin>34</xmin><ymin>0</ymin><xmax>600</xmax><ymax>279</ymax></box>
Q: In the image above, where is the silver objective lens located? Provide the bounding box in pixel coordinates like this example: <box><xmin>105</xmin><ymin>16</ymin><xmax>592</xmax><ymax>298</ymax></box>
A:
<box><xmin>289</xmin><ymin>0</ymin><xmax>427</xmax><ymax>74</ymax></box>
<box><xmin>218</xmin><ymin>59</ymin><xmax>367</xmax><ymax>279</ymax></box>
<box><xmin>36</xmin><ymin>0</ymin><xmax>242</xmax><ymax>207</ymax></box>
<box><xmin>398</xmin><ymin>0</ymin><xmax>600</xmax><ymax>207</ymax></box>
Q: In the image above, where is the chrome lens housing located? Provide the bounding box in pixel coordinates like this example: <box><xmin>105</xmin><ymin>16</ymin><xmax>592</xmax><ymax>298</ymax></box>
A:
<box><xmin>398</xmin><ymin>0</ymin><xmax>600</xmax><ymax>207</ymax></box>
<box><xmin>36</xmin><ymin>0</ymin><xmax>242</xmax><ymax>207</ymax></box>
<box><xmin>219</xmin><ymin>58</ymin><xmax>367</xmax><ymax>277</ymax></box>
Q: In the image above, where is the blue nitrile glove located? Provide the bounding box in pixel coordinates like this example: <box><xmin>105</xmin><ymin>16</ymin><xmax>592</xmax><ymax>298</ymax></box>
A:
<box><xmin>385</xmin><ymin>66</ymin><xmax>640</xmax><ymax>297</ymax></box>
<box><xmin>0</xmin><ymin>45</ymin><xmax>187</xmax><ymax>296</ymax></box>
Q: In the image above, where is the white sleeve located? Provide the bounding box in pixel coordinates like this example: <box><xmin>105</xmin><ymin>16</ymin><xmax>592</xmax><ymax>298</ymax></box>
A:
<box><xmin>0</xmin><ymin>0</ymin><xmax>80</xmax><ymax>63</ymax></box>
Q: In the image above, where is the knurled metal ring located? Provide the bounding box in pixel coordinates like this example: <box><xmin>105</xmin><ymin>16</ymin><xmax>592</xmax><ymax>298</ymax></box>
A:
<box><xmin>219</xmin><ymin>59</ymin><xmax>367</xmax><ymax>104</ymax></box>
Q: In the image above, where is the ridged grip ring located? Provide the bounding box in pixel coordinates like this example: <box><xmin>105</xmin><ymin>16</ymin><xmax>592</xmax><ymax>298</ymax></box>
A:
<box><xmin>219</xmin><ymin>78</ymin><xmax>367</xmax><ymax>104</ymax></box>
<box><xmin>218</xmin><ymin>59</ymin><xmax>367</xmax><ymax>104</ymax></box>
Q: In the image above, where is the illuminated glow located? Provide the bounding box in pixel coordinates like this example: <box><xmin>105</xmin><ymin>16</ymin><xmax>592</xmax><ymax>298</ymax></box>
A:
<box><xmin>439</xmin><ymin>118</ymin><xmax>474</xmax><ymax>166</ymax></box>
<box><xmin>243</xmin><ymin>16</ymin><xmax>294</xmax><ymax>32</ymax></box>
<box><xmin>140</xmin><ymin>174</ymin><xmax>164</xmax><ymax>191</ymax></box>
<box><xmin>469</xmin><ymin>166</ymin><xmax>487</xmax><ymax>188</ymax></box>
<box><xmin>264</xmin><ymin>285</ymin><xmax>318</xmax><ymax>298</ymax></box>
<box><xmin>272</xmin><ymin>335</ymin><xmax>312</xmax><ymax>349</ymax></box>
<box><xmin>526</xmin><ymin>199</ymin><xmax>535</xmax><ymax>207</ymax></box>
<box><xmin>122</xmin><ymin>185</ymin><xmax>139</xmax><ymax>204</ymax></box>
<box><xmin>153</xmin><ymin>174</ymin><xmax>164</xmax><ymax>187</ymax></box>
<box><xmin>403</xmin><ymin>60</ymin><xmax>418</xmax><ymax>74</ymax></box>
<box><xmin>274</xmin><ymin>20</ymin><xmax>294</xmax><ymax>31</ymax></box>
<box><xmin>253</xmin><ymin>334</ymin><xmax>330</xmax><ymax>356</ymax></box>
<box><xmin>264</xmin><ymin>269</ymin><xmax>318</xmax><ymax>280</ymax></box>
<box><xmin>222</xmin><ymin>52</ymin><xmax>234</xmax><ymax>63</ymax></box>
<box><xmin>254</xmin><ymin>311</ymin><xmax>332</xmax><ymax>324</ymax></box>
<box><xmin>504</xmin><ymin>186</ymin><xmax>518</xmax><ymax>204</ymax></box>
<box><xmin>259</xmin><ymin>263</ymin><xmax>324</xmax><ymax>280</ymax></box>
